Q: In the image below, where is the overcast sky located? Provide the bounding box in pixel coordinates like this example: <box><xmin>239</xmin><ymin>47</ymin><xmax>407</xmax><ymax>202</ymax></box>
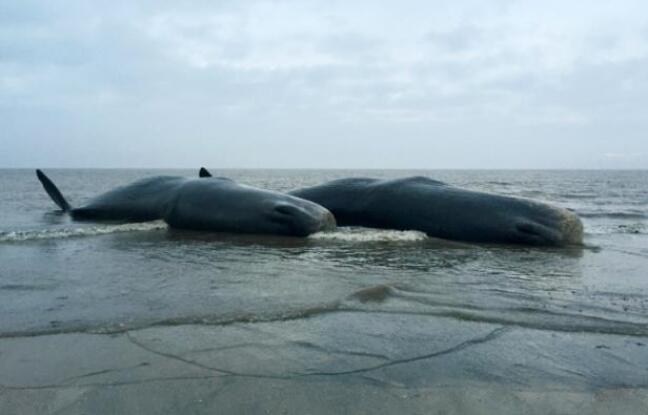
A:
<box><xmin>2</xmin><ymin>0</ymin><xmax>647</xmax><ymax>168</ymax></box>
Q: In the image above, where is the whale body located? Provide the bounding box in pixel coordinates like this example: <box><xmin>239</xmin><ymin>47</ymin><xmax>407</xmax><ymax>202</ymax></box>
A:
<box><xmin>287</xmin><ymin>176</ymin><xmax>583</xmax><ymax>246</ymax></box>
<box><xmin>36</xmin><ymin>170</ymin><xmax>335</xmax><ymax>237</ymax></box>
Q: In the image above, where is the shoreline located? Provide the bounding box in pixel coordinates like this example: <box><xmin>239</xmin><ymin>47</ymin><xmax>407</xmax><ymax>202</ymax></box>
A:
<box><xmin>2</xmin><ymin>312</ymin><xmax>647</xmax><ymax>414</ymax></box>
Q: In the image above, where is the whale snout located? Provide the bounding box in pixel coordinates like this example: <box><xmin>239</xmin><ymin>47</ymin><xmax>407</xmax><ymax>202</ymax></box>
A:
<box><xmin>514</xmin><ymin>208</ymin><xmax>583</xmax><ymax>246</ymax></box>
<box><xmin>320</xmin><ymin>210</ymin><xmax>337</xmax><ymax>231</ymax></box>
<box><xmin>554</xmin><ymin>209</ymin><xmax>584</xmax><ymax>245</ymax></box>
<box><xmin>270</xmin><ymin>202</ymin><xmax>336</xmax><ymax>236</ymax></box>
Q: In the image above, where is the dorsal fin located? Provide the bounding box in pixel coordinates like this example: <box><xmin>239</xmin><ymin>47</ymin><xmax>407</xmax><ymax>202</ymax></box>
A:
<box><xmin>36</xmin><ymin>169</ymin><xmax>72</xmax><ymax>212</ymax></box>
<box><xmin>199</xmin><ymin>167</ymin><xmax>212</xmax><ymax>178</ymax></box>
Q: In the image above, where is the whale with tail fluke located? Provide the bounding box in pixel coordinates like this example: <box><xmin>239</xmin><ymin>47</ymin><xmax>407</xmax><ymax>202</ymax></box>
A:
<box><xmin>34</xmin><ymin>169</ymin><xmax>335</xmax><ymax>236</ymax></box>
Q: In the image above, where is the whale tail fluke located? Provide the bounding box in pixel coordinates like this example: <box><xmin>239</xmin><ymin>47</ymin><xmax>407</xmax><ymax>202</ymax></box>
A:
<box><xmin>36</xmin><ymin>169</ymin><xmax>72</xmax><ymax>212</ymax></box>
<box><xmin>199</xmin><ymin>167</ymin><xmax>212</xmax><ymax>178</ymax></box>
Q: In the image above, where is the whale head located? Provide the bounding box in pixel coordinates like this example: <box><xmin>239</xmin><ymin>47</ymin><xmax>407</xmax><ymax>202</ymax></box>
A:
<box><xmin>165</xmin><ymin>178</ymin><xmax>336</xmax><ymax>237</ymax></box>
<box><xmin>509</xmin><ymin>203</ymin><xmax>584</xmax><ymax>246</ymax></box>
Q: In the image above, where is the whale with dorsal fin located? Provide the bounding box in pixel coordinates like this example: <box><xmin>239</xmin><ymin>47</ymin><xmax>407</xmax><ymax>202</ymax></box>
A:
<box><xmin>36</xmin><ymin>169</ymin><xmax>335</xmax><ymax>237</ymax></box>
<box><xmin>199</xmin><ymin>167</ymin><xmax>584</xmax><ymax>246</ymax></box>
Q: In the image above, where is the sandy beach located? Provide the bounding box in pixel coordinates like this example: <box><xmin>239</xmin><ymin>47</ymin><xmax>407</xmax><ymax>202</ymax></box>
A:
<box><xmin>3</xmin><ymin>310</ymin><xmax>648</xmax><ymax>414</ymax></box>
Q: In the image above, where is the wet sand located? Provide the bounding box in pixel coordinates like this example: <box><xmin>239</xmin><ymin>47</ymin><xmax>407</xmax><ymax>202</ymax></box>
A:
<box><xmin>2</xmin><ymin>312</ymin><xmax>647</xmax><ymax>414</ymax></box>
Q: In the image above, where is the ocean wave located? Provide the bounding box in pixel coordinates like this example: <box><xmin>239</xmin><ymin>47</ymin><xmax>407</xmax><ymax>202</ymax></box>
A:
<box><xmin>579</xmin><ymin>211</ymin><xmax>647</xmax><ymax>219</ymax></box>
<box><xmin>3</xmin><ymin>284</ymin><xmax>648</xmax><ymax>339</ymax></box>
<box><xmin>0</xmin><ymin>221</ymin><xmax>167</xmax><ymax>242</ymax></box>
<box><xmin>556</xmin><ymin>193</ymin><xmax>597</xmax><ymax>200</ymax></box>
<box><xmin>0</xmin><ymin>301</ymin><xmax>343</xmax><ymax>339</ymax></box>
<box><xmin>613</xmin><ymin>223</ymin><xmax>646</xmax><ymax>234</ymax></box>
<box><xmin>585</xmin><ymin>222</ymin><xmax>647</xmax><ymax>235</ymax></box>
<box><xmin>310</xmin><ymin>228</ymin><xmax>428</xmax><ymax>242</ymax></box>
<box><xmin>342</xmin><ymin>285</ymin><xmax>648</xmax><ymax>337</ymax></box>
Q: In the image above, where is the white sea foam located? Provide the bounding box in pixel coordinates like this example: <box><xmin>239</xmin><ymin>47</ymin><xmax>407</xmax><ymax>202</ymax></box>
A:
<box><xmin>310</xmin><ymin>227</ymin><xmax>428</xmax><ymax>242</ymax></box>
<box><xmin>0</xmin><ymin>221</ymin><xmax>167</xmax><ymax>242</ymax></box>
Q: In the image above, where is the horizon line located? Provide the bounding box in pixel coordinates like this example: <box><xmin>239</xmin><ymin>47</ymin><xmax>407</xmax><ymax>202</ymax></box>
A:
<box><xmin>1</xmin><ymin>166</ymin><xmax>647</xmax><ymax>171</ymax></box>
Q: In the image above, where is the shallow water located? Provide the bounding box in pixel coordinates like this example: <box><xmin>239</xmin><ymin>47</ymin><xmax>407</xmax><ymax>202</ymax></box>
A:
<box><xmin>1</xmin><ymin>169</ymin><xmax>647</xmax><ymax>389</ymax></box>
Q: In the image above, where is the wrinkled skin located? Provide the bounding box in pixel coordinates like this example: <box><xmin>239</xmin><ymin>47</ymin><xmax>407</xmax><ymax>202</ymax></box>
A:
<box><xmin>37</xmin><ymin>172</ymin><xmax>335</xmax><ymax>237</ymax></box>
<box><xmin>289</xmin><ymin>176</ymin><xmax>583</xmax><ymax>246</ymax></box>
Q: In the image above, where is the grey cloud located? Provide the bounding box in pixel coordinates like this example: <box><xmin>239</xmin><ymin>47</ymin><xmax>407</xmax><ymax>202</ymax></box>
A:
<box><xmin>1</xmin><ymin>0</ymin><xmax>648</xmax><ymax>168</ymax></box>
<box><xmin>425</xmin><ymin>25</ymin><xmax>486</xmax><ymax>52</ymax></box>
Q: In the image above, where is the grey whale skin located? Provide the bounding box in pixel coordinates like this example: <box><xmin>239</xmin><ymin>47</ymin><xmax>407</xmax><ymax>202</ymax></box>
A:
<box><xmin>36</xmin><ymin>170</ymin><xmax>335</xmax><ymax>237</ymax></box>
<box><xmin>287</xmin><ymin>176</ymin><xmax>583</xmax><ymax>246</ymax></box>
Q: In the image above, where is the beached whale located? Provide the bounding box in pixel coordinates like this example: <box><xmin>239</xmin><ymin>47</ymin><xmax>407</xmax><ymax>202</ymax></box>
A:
<box><xmin>35</xmin><ymin>170</ymin><xmax>335</xmax><ymax>236</ymax></box>
<box><xmin>199</xmin><ymin>168</ymin><xmax>584</xmax><ymax>246</ymax></box>
<box><xmin>286</xmin><ymin>176</ymin><xmax>583</xmax><ymax>246</ymax></box>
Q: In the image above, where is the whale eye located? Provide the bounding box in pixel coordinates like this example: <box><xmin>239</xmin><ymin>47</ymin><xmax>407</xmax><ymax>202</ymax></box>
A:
<box><xmin>516</xmin><ymin>222</ymin><xmax>561</xmax><ymax>245</ymax></box>
<box><xmin>273</xmin><ymin>204</ymin><xmax>300</xmax><ymax>217</ymax></box>
<box><xmin>267</xmin><ymin>204</ymin><xmax>304</xmax><ymax>227</ymax></box>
